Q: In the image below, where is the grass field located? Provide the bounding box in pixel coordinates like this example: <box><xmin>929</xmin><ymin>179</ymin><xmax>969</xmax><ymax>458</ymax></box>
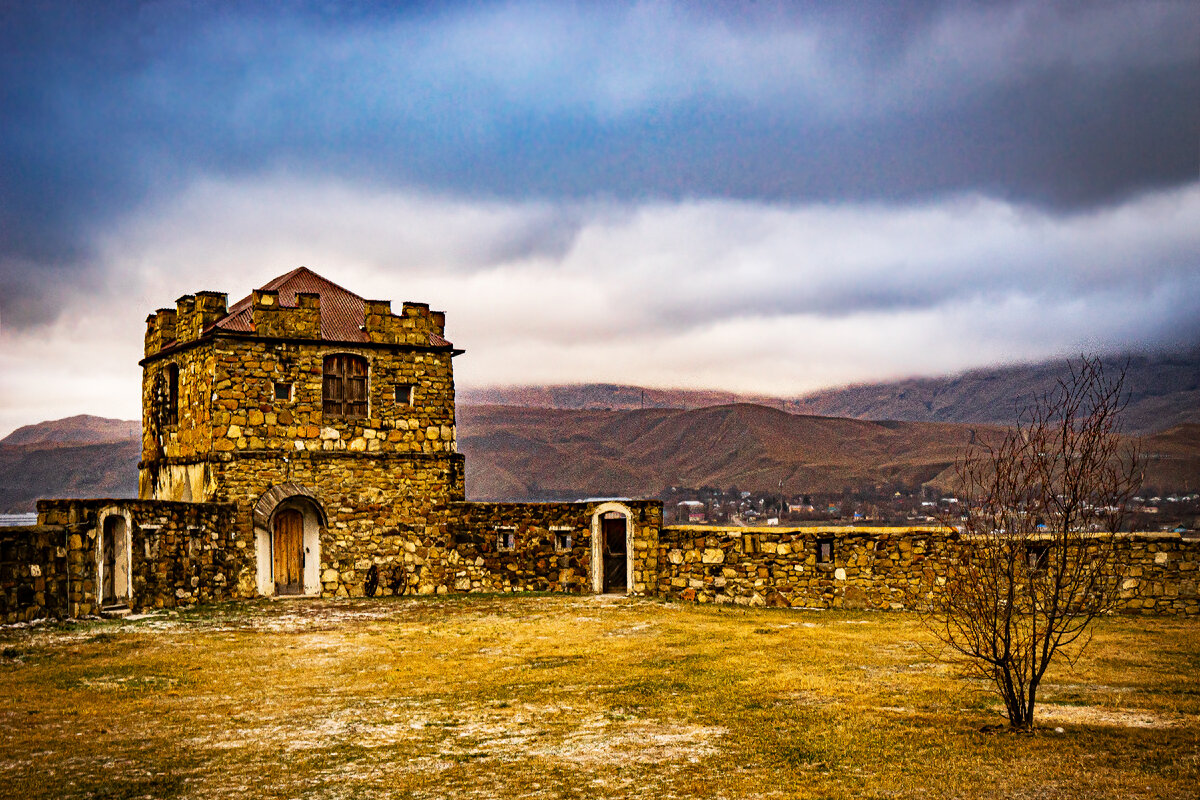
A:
<box><xmin>1</xmin><ymin>595</ymin><xmax>1197</xmax><ymax>799</ymax></box>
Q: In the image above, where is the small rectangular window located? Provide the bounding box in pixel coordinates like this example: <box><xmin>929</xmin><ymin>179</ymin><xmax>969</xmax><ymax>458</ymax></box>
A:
<box><xmin>274</xmin><ymin>382</ymin><xmax>292</xmax><ymax>401</ymax></box>
<box><xmin>496</xmin><ymin>528</ymin><xmax>515</xmax><ymax>551</ymax></box>
<box><xmin>1027</xmin><ymin>543</ymin><xmax>1050</xmax><ymax>573</ymax></box>
<box><xmin>554</xmin><ymin>530</ymin><xmax>573</xmax><ymax>552</ymax></box>
<box><xmin>395</xmin><ymin>384</ymin><xmax>415</xmax><ymax>405</ymax></box>
<box><xmin>817</xmin><ymin>538</ymin><xmax>834</xmax><ymax>564</ymax></box>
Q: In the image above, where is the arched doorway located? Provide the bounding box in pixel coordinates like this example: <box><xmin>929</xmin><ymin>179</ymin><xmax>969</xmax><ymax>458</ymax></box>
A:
<box><xmin>99</xmin><ymin>513</ymin><xmax>131</xmax><ymax>608</ymax></box>
<box><xmin>253</xmin><ymin>484</ymin><xmax>325</xmax><ymax>597</ymax></box>
<box><xmin>590</xmin><ymin>503</ymin><xmax>633</xmax><ymax>594</ymax></box>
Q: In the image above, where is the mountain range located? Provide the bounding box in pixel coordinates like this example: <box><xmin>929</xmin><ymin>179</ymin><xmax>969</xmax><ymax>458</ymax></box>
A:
<box><xmin>461</xmin><ymin>349</ymin><xmax>1200</xmax><ymax>436</ymax></box>
<box><xmin>3</xmin><ymin>353</ymin><xmax>1198</xmax><ymax>511</ymax></box>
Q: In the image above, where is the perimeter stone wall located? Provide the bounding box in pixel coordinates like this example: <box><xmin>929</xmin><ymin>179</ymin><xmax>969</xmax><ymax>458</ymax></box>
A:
<box><xmin>447</xmin><ymin>501</ymin><xmax>663</xmax><ymax>595</ymax></box>
<box><xmin>655</xmin><ymin>525</ymin><xmax>1200</xmax><ymax>615</ymax></box>
<box><xmin>0</xmin><ymin>525</ymin><xmax>68</xmax><ymax>623</ymax></box>
<box><xmin>34</xmin><ymin>498</ymin><xmax>242</xmax><ymax>616</ymax></box>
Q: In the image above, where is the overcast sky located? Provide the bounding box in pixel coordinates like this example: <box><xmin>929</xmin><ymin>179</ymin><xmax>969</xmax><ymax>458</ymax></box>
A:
<box><xmin>1</xmin><ymin>0</ymin><xmax>1197</xmax><ymax>437</ymax></box>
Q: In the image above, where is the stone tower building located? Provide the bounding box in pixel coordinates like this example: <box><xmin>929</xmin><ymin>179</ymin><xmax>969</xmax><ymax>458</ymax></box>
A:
<box><xmin>139</xmin><ymin>267</ymin><xmax>464</xmax><ymax>596</ymax></box>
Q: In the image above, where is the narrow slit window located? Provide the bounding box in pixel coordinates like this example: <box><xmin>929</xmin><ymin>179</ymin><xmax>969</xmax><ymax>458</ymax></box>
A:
<box><xmin>163</xmin><ymin>363</ymin><xmax>179</xmax><ymax>426</ymax></box>
<box><xmin>743</xmin><ymin>534</ymin><xmax>761</xmax><ymax>554</ymax></box>
<box><xmin>817</xmin><ymin>538</ymin><xmax>834</xmax><ymax>564</ymax></box>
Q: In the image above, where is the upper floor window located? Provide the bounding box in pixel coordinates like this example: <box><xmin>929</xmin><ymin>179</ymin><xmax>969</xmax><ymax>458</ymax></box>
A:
<box><xmin>322</xmin><ymin>354</ymin><xmax>368</xmax><ymax>419</ymax></box>
<box><xmin>163</xmin><ymin>363</ymin><xmax>179</xmax><ymax>426</ymax></box>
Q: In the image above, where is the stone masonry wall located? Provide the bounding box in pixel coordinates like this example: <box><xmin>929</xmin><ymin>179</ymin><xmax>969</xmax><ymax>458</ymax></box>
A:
<box><xmin>656</xmin><ymin>525</ymin><xmax>1200</xmax><ymax>615</ymax></box>
<box><xmin>214</xmin><ymin>452</ymin><xmax>465</xmax><ymax>598</ymax></box>
<box><xmin>657</xmin><ymin>525</ymin><xmax>955</xmax><ymax>610</ymax></box>
<box><xmin>141</xmin><ymin>335</ymin><xmax>459</xmax><ymax>502</ymax></box>
<box><xmin>0</xmin><ymin>525</ymin><xmax>68</xmax><ymax>623</ymax></box>
<box><xmin>35</xmin><ymin>498</ymin><xmax>243</xmax><ymax>616</ymax></box>
<box><xmin>448</xmin><ymin>501</ymin><xmax>663</xmax><ymax>595</ymax></box>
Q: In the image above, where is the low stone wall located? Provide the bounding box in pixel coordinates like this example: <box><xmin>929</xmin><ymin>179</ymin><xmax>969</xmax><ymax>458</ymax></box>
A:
<box><xmin>6</xmin><ymin>504</ymin><xmax>1195</xmax><ymax>620</ymax></box>
<box><xmin>655</xmin><ymin>525</ymin><xmax>1200</xmax><ymax>615</ymax></box>
<box><xmin>1111</xmin><ymin>533</ymin><xmax>1200</xmax><ymax>615</ymax></box>
<box><xmin>0</xmin><ymin>525</ymin><xmax>69</xmax><ymax>623</ymax></box>
<box><xmin>36</xmin><ymin>498</ymin><xmax>243</xmax><ymax>616</ymax></box>
<box><xmin>448</xmin><ymin>501</ymin><xmax>662</xmax><ymax>595</ymax></box>
<box><xmin>656</xmin><ymin>525</ymin><xmax>956</xmax><ymax>610</ymax></box>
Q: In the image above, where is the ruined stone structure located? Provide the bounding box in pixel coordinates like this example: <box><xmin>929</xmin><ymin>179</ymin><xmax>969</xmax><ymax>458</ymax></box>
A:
<box><xmin>1</xmin><ymin>267</ymin><xmax>1196</xmax><ymax>623</ymax></box>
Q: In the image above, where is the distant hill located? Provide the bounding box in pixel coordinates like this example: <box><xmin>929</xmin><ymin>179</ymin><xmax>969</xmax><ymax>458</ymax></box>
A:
<box><xmin>0</xmin><ymin>416</ymin><xmax>141</xmax><ymax>512</ymax></box>
<box><xmin>458</xmin><ymin>403</ymin><xmax>995</xmax><ymax>500</ymax></box>
<box><xmin>3</xmin><ymin>405</ymin><xmax>1196</xmax><ymax>512</ymax></box>
<box><xmin>789</xmin><ymin>352</ymin><xmax>1200</xmax><ymax>436</ymax></box>
<box><xmin>0</xmin><ymin>415</ymin><xmax>140</xmax><ymax>447</ymax></box>
<box><xmin>461</xmin><ymin>350</ymin><xmax>1200</xmax><ymax>436</ymax></box>
<box><xmin>0</xmin><ymin>439</ymin><xmax>141</xmax><ymax>513</ymax></box>
<box><xmin>458</xmin><ymin>384</ymin><xmax>791</xmax><ymax>412</ymax></box>
<box><xmin>457</xmin><ymin>404</ymin><xmax>1200</xmax><ymax>501</ymax></box>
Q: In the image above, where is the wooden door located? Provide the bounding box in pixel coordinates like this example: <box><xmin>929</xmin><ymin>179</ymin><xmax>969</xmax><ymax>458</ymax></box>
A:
<box><xmin>273</xmin><ymin>509</ymin><xmax>304</xmax><ymax>595</ymax></box>
<box><xmin>602</xmin><ymin>514</ymin><xmax>627</xmax><ymax>593</ymax></box>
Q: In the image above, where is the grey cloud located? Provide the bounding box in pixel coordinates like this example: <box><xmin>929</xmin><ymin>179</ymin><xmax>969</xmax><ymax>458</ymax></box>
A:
<box><xmin>1</xmin><ymin>0</ymin><xmax>1196</xmax><ymax>330</ymax></box>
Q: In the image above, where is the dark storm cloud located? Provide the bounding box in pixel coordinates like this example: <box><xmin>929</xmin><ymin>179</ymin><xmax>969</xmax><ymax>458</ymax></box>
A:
<box><xmin>0</xmin><ymin>0</ymin><xmax>1197</xmax><ymax>329</ymax></box>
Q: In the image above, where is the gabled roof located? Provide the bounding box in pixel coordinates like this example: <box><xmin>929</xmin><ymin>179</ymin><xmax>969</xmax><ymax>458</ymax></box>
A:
<box><xmin>209</xmin><ymin>267</ymin><xmax>453</xmax><ymax>347</ymax></box>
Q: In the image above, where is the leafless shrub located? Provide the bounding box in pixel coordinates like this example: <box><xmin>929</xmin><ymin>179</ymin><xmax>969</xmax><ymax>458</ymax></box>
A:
<box><xmin>928</xmin><ymin>356</ymin><xmax>1142</xmax><ymax>729</ymax></box>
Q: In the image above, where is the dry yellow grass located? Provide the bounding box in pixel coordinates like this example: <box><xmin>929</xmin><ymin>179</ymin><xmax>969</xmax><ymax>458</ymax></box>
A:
<box><xmin>0</xmin><ymin>595</ymin><xmax>1197</xmax><ymax>799</ymax></box>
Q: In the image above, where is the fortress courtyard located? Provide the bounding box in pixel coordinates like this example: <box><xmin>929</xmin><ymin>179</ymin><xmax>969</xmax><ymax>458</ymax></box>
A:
<box><xmin>1</xmin><ymin>594</ymin><xmax>1197</xmax><ymax>800</ymax></box>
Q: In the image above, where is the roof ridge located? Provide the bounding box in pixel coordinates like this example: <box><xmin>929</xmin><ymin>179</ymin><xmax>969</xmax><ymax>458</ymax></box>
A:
<box><xmin>268</xmin><ymin>266</ymin><xmax>365</xmax><ymax>302</ymax></box>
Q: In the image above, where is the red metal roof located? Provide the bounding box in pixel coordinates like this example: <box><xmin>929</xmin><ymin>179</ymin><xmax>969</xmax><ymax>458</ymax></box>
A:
<box><xmin>209</xmin><ymin>267</ymin><xmax>454</xmax><ymax>348</ymax></box>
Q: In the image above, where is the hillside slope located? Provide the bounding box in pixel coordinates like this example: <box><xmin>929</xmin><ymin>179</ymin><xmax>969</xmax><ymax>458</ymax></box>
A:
<box><xmin>3</xmin><ymin>410</ymin><xmax>1195</xmax><ymax>511</ymax></box>
<box><xmin>460</xmin><ymin>350</ymin><xmax>1200</xmax><ymax>436</ymax></box>
<box><xmin>458</xmin><ymin>404</ymin><xmax>993</xmax><ymax>500</ymax></box>
<box><xmin>789</xmin><ymin>352</ymin><xmax>1200</xmax><ymax>435</ymax></box>
<box><xmin>1</xmin><ymin>415</ymin><xmax>140</xmax><ymax>447</ymax></box>
<box><xmin>0</xmin><ymin>416</ymin><xmax>142</xmax><ymax>512</ymax></box>
<box><xmin>0</xmin><ymin>439</ymin><xmax>141</xmax><ymax>513</ymax></box>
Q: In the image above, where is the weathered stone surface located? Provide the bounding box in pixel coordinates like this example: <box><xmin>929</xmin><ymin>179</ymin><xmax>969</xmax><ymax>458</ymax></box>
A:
<box><xmin>653</xmin><ymin>525</ymin><xmax>1200</xmax><ymax>616</ymax></box>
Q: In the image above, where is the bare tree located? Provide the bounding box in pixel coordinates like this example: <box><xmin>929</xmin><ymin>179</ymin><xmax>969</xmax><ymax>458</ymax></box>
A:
<box><xmin>929</xmin><ymin>357</ymin><xmax>1142</xmax><ymax>730</ymax></box>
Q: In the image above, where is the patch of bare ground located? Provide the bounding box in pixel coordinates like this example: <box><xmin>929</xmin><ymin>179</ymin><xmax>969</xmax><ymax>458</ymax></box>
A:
<box><xmin>0</xmin><ymin>595</ymin><xmax>1197</xmax><ymax>799</ymax></box>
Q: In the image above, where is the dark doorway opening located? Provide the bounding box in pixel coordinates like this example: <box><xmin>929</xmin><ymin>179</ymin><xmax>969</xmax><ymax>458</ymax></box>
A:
<box><xmin>601</xmin><ymin>512</ymin><xmax>627</xmax><ymax>593</ymax></box>
<box><xmin>101</xmin><ymin>517</ymin><xmax>119</xmax><ymax>604</ymax></box>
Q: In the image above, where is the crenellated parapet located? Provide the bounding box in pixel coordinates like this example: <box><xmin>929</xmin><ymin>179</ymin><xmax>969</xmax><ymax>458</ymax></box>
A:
<box><xmin>364</xmin><ymin>300</ymin><xmax>447</xmax><ymax>346</ymax></box>
<box><xmin>144</xmin><ymin>308</ymin><xmax>178</xmax><ymax>357</ymax></box>
<box><xmin>174</xmin><ymin>291</ymin><xmax>229</xmax><ymax>347</ymax></box>
<box><xmin>252</xmin><ymin>290</ymin><xmax>321</xmax><ymax>338</ymax></box>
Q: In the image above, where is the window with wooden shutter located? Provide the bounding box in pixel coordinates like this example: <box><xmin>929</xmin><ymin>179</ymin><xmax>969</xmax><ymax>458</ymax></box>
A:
<box><xmin>322</xmin><ymin>354</ymin><xmax>368</xmax><ymax>419</ymax></box>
